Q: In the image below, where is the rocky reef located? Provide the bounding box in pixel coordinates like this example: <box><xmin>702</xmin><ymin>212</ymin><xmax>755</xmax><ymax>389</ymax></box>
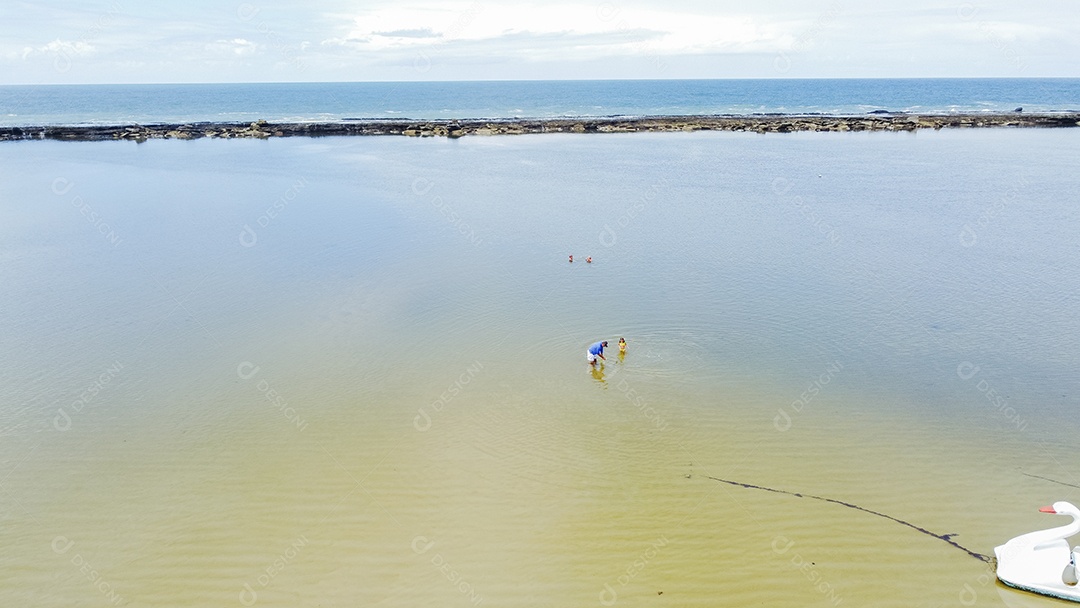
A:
<box><xmin>1</xmin><ymin>113</ymin><xmax>1077</xmax><ymax>142</ymax></box>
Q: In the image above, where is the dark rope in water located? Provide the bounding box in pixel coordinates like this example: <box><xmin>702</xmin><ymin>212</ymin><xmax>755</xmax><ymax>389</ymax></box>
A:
<box><xmin>1023</xmin><ymin>472</ymin><xmax>1080</xmax><ymax>491</ymax></box>
<box><xmin>706</xmin><ymin>476</ymin><xmax>992</xmax><ymax>563</ymax></box>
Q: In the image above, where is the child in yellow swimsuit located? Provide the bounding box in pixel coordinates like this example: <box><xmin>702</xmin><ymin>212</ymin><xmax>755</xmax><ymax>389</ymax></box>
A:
<box><xmin>618</xmin><ymin>337</ymin><xmax>626</xmax><ymax>353</ymax></box>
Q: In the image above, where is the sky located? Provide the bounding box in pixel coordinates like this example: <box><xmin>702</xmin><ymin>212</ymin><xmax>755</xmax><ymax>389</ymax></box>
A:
<box><xmin>0</xmin><ymin>1</ymin><xmax>1076</xmax><ymax>84</ymax></box>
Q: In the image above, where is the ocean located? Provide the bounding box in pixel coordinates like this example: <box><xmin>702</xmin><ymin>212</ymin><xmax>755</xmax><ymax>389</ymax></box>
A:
<box><xmin>2</xmin><ymin>78</ymin><xmax>1080</xmax><ymax>126</ymax></box>
<box><xmin>1</xmin><ymin>81</ymin><xmax>1079</xmax><ymax>607</ymax></box>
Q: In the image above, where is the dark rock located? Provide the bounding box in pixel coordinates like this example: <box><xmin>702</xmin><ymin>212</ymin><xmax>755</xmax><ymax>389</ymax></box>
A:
<box><xmin>1</xmin><ymin>113</ymin><xmax>1078</xmax><ymax>142</ymax></box>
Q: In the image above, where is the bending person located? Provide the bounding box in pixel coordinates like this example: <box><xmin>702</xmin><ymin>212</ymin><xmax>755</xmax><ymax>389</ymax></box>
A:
<box><xmin>587</xmin><ymin>341</ymin><xmax>608</xmax><ymax>367</ymax></box>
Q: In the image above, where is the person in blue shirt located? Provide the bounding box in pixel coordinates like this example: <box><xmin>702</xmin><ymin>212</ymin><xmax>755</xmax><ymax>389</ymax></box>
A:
<box><xmin>587</xmin><ymin>341</ymin><xmax>608</xmax><ymax>366</ymax></box>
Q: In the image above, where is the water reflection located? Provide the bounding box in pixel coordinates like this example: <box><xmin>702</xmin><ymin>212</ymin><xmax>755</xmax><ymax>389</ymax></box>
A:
<box><xmin>590</xmin><ymin>361</ymin><xmax>607</xmax><ymax>386</ymax></box>
<box><xmin>998</xmin><ymin>584</ymin><xmax>1055</xmax><ymax>608</ymax></box>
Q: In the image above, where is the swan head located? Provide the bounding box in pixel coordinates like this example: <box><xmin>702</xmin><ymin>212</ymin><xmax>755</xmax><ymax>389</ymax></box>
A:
<box><xmin>1040</xmin><ymin>502</ymin><xmax>1080</xmax><ymax>517</ymax></box>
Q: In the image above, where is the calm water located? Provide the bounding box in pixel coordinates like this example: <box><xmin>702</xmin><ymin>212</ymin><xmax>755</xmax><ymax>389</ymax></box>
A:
<box><xmin>1</xmin><ymin>128</ymin><xmax>1079</xmax><ymax>607</ymax></box>
<box><xmin>2</xmin><ymin>78</ymin><xmax>1080</xmax><ymax>126</ymax></box>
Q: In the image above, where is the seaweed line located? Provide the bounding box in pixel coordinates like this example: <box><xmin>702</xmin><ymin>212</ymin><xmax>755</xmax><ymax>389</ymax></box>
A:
<box><xmin>1022</xmin><ymin>472</ymin><xmax>1080</xmax><ymax>491</ymax></box>
<box><xmin>706</xmin><ymin>476</ymin><xmax>991</xmax><ymax>562</ymax></box>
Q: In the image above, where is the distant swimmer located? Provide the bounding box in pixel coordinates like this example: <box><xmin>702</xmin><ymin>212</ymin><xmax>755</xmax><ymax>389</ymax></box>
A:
<box><xmin>587</xmin><ymin>341</ymin><xmax>608</xmax><ymax>366</ymax></box>
<box><xmin>586</xmin><ymin>256</ymin><xmax>592</xmax><ymax>263</ymax></box>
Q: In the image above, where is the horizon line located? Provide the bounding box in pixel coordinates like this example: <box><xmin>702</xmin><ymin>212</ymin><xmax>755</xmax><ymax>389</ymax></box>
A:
<box><xmin>4</xmin><ymin>75</ymin><xmax>1080</xmax><ymax>87</ymax></box>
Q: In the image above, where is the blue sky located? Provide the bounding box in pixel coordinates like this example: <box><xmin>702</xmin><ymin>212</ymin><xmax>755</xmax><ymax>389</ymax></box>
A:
<box><xmin>1</xmin><ymin>1</ymin><xmax>1076</xmax><ymax>84</ymax></box>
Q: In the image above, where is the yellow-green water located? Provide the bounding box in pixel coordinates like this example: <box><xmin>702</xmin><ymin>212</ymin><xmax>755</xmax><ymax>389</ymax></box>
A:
<box><xmin>1</xmin><ymin>130</ymin><xmax>1079</xmax><ymax>607</ymax></box>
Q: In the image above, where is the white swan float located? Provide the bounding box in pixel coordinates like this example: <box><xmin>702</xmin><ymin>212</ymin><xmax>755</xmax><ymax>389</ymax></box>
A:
<box><xmin>996</xmin><ymin>501</ymin><xmax>1080</xmax><ymax>602</ymax></box>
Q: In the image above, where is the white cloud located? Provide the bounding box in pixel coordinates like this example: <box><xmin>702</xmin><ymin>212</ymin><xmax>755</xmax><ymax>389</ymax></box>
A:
<box><xmin>309</xmin><ymin>0</ymin><xmax>803</xmax><ymax>77</ymax></box>
<box><xmin>21</xmin><ymin>39</ymin><xmax>96</xmax><ymax>61</ymax></box>
<box><xmin>205</xmin><ymin>38</ymin><xmax>258</xmax><ymax>57</ymax></box>
<box><xmin>943</xmin><ymin>19</ymin><xmax>1057</xmax><ymax>43</ymax></box>
<box><xmin>0</xmin><ymin>0</ymin><xmax>1076</xmax><ymax>83</ymax></box>
<box><xmin>324</xmin><ymin>3</ymin><xmax>791</xmax><ymax>56</ymax></box>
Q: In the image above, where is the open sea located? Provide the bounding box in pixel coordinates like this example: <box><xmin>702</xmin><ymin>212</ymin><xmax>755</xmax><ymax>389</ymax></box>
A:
<box><xmin>1</xmin><ymin>80</ymin><xmax>1079</xmax><ymax>607</ymax></box>
<box><xmin>2</xmin><ymin>78</ymin><xmax>1080</xmax><ymax>126</ymax></box>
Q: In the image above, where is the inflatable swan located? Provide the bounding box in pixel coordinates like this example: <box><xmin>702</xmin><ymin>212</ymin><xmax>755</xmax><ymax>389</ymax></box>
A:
<box><xmin>996</xmin><ymin>501</ymin><xmax>1080</xmax><ymax>602</ymax></box>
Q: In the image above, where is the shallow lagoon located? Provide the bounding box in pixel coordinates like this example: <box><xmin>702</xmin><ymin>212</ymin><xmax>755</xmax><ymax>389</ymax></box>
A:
<box><xmin>1</xmin><ymin>129</ymin><xmax>1079</xmax><ymax>607</ymax></box>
